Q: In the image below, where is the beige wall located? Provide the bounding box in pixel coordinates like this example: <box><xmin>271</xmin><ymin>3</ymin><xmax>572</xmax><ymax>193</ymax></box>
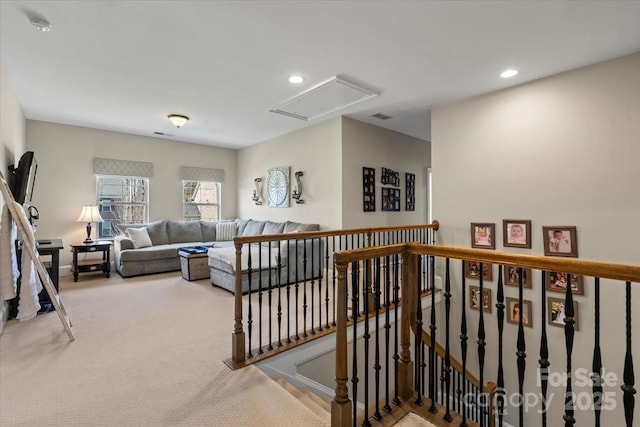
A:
<box><xmin>341</xmin><ymin>117</ymin><xmax>430</xmax><ymax>229</ymax></box>
<box><xmin>432</xmin><ymin>52</ymin><xmax>640</xmax><ymax>426</ymax></box>
<box><xmin>0</xmin><ymin>59</ymin><xmax>26</xmax><ymax>329</ymax></box>
<box><xmin>26</xmin><ymin>120</ymin><xmax>237</xmax><ymax>268</ymax></box>
<box><xmin>237</xmin><ymin>117</ymin><xmax>343</xmax><ymax>230</ymax></box>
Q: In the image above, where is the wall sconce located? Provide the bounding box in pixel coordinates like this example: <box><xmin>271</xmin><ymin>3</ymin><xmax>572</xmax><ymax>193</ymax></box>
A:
<box><xmin>292</xmin><ymin>171</ymin><xmax>304</xmax><ymax>204</ymax></box>
<box><xmin>252</xmin><ymin>178</ymin><xmax>263</xmax><ymax>205</ymax></box>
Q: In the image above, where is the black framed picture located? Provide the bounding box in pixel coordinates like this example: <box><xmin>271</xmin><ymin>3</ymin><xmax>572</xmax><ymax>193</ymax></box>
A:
<box><xmin>362</xmin><ymin>167</ymin><xmax>375</xmax><ymax>212</ymax></box>
<box><xmin>405</xmin><ymin>172</ymin><xmax>415</xmax><ymax>211</ymax></box>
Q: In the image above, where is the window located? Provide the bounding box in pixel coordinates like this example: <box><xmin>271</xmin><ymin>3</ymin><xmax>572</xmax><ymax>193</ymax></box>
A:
<box><xmin>183</xmin><ymin>180</ymin><xmax>220</xmax><ymax>221</ymax></box>
<box><xmin>97</xmin><ymin>175</ymin><xmax>149</xmax><ymax>238</ymax></box>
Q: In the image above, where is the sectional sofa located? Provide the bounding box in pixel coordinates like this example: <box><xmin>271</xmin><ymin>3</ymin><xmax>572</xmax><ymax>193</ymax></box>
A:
<box><xmin>113</xmin><ymin>219</ymin><xmax>321</xmax><ymax>291</ymax></box>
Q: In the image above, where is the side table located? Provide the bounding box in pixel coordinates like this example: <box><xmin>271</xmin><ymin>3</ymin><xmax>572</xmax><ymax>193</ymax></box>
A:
<box><xmin>70</xmin><ymin>241</ymin><xmax>112</xmax><ymax>282</ymax></box>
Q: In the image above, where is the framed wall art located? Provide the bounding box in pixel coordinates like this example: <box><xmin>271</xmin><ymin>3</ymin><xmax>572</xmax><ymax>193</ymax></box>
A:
<box><xmin>464</xmin><ymin>260</ymin><xmax>493</xmax><ymax>281</ymax></box>
<box><xmin>381</xmin><ymin>167</ymin><xmax>400</xmax><ymax>187</ymax></box>
<box><xmin>503</xmin><ymin>219</ymin><xmax>532</xmax><ymax>248</ymax></box>
<box><xmin>267</xmin><ymin>166</ymin><xmax>290</xmax><ymax>208</ymax></box>
<box><xmin>362</xmin><ymin>167</ymin><xmax>376</xmax><ymax>212</ymax></box>
<box><xmin>504</xmin><ymin>266</ymin><xmax>532</xmax><ymax>289</ymax></box>
<box><xmin>543</xmin><ymin>226</ymin><xmax>578</xmax><ymax>257</ymax></box>
<box><xmin>471</xmin><ymin>222</ymin><xmax>496</xmax><ymax>249</ymax></box>
<box><xmin>546</xmin><ymin>271</ymin><xmax>584</xmax><ymax>295</ymax></box>
<box><xmin>469</xmin><ymin>286</ymin><xmax>492</xmax><ymax>313</ymax></box>
<box><xmin>405</xmin><ymin>172</ymin><xmax>415</xmax><ymax>211</ymax></box>
<box><xmin>382</xmin><ymin>187</ymin><xmax>400</xmax><ymax>211</ymax></box>
<box><xmin>548</xmin><ymin>297</ymin><xmax>579</xmax><ymax>331</ymax></box>
<box><xmin>506</xmin><ymin>297</ymin><xmax>533</xmax><ymax>328</ymax></box>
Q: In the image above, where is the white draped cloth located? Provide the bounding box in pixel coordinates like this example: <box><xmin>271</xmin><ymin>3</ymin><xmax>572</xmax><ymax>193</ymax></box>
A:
<box><xmin>0</xmin><ymin>202</ymin><xmax>42</xmax><ymax>321</ymax></box>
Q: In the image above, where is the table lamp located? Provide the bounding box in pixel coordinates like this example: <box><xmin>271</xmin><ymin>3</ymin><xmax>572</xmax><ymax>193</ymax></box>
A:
<box><xmin>76</xmin><ymin>205</ymin><xmax>104</xmax><ymax>243</ymax></box>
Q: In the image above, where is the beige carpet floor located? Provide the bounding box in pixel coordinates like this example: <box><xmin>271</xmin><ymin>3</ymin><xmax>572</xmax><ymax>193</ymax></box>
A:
<box><xmin>0</xmin><ymin>272</ymin><xmax>329</xmax><ymax>426</ymax></box>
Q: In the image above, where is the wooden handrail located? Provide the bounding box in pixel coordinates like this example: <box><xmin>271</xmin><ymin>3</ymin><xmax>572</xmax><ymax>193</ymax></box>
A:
<box><xmin>335</xmin><ymin>243</ymin><xmax>640</xmax><ymax>283</ymax></box>
<box><xmin>232</xmin><ymin>220</ymin><xmax>439</xmax><ymax>245</ymax></box>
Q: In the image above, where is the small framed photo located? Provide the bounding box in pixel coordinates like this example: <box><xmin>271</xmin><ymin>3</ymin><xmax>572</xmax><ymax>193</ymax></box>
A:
<box><xmin>465</xmin><ymin>260</ymin><xmax>493</xmax><ymax>281</ymax></box>
<box><xmin>503</xmin><ymin>219</ymin><xmax>532</xmax><ymax>249</ymax></box>
<box><xmin>471</xmin><ymin>223</ymin><xmax>496</xmax><ymax>249</ymax></box>
<box><xmin>469</xmin><ymin>286</ymin><xmax>492</xmax><ymax>313</ymax></box>
<box><xmin>543</xmin><ymin>226</ymin><xmax>578</xmax><ymax>257</ymax></box>
<box><xmin>504</xmin><ymin>266</ymin><xmax>532</xmax><ymax>289</ymax></box>
<box><xmin>506</xmin><ymin>297</ymin><xmax>533</xmax><ymax>328</ymax></box>
<box><xmin>548</xmin><ymin>297</ymin><xmax>579</xmax><ymax>331</ymax></box>
<box><xmin>546</xmin><ymin>271</ymin><xmax>584</xmax><ymax>295</ymax></box>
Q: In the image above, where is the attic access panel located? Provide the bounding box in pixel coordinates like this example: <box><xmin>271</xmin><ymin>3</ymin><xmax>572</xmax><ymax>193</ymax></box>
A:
<box><xmin>270</xmin><ymin>76</ymin><xmax>378</xmax><ymax>121</ymax></box>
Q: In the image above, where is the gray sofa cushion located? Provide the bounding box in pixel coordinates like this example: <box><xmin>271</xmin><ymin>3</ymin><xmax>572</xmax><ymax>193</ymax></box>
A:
<box><xmin>283</xmin><ymin>221</ymin><xmax>320</xmax><ymax>233</ymax></box>
<box><xmin>200</xmin><ymin>221</ymin><xmax>217</xmax><ymax>241</ymax></box>
<box><xmin>262</xmin><ymin>220</ymin><xmax>285</xmax><ymax>235</ymax></box>
<box><xmin>242</xmin><ymin>219</ymin><xmax>266</xmax><ymax>236</ymax></box>
<box><xmin>167</xmin><ymin>220</ymin><xmax>203</xmax><ymax>244</ymax></box>
<box><xmin>147</xmin><ymin>220</ymin><xmax>170</xmax><ymax>245</ymax></box>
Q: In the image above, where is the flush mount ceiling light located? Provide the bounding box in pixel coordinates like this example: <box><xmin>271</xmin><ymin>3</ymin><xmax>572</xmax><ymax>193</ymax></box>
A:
<box><xmin>500</xmin><ymin>69</ymin><xmax>518</xmax><ymax>78</ymax></box>
<box><xmin>29</xmin><ymin>17</ymin><xmax>52</xmax><ymax>32</ymax></box>
<box><xmin>168</xmin><ymin>114</ymin><xmax>189</xmax><ymax>128</ymax></box>
<box><xmin>288</xmin><ymin>75</ymin><xmax>304</xmax><ymax>84</ymax></box>
<box><xmin>270</xmin><ymin>76</ymin><xmax>378</xmax><ymax>121</ymax></box>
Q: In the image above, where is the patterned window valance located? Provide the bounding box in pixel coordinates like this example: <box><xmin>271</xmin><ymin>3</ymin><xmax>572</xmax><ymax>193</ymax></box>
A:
<box><xmin>180</xmin><ymin>166</ymin><xmax>225</xmax><ymax>183</ymax></box>
<box><xmin>93</xmin><ymin>158</ymin><xmax>153</xmax><ymax>177</ymax></box>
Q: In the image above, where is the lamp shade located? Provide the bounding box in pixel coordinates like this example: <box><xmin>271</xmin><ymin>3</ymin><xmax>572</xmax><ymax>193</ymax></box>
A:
<box><xmin>76</xmin><ymin>205</ymin><xmax>104</xmax><ymax>223</ymax></box>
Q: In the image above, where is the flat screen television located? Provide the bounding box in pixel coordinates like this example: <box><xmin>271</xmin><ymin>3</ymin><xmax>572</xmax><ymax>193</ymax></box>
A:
<box><xmin>8</xmin><ymin>151</ymin><xmax>37</xmax><ymax>205</ymax></box>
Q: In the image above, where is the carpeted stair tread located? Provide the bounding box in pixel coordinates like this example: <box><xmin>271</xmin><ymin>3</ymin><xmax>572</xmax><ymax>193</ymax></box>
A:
<box><xmin>272</xmin><ymin>377</ymin><xmax>330</xmax><ymax>421</ymax></box>
<box><xmin>299</xmin><ymin>387</ymin><xmax>331</xmax><ymax>412</ymax></box>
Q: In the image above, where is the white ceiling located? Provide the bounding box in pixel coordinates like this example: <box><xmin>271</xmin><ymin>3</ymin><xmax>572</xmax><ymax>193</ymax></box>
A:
<box><xmin>1</xmin><ymin>1</ymin><xmax>639</xmax><ymax>149</ymax></box>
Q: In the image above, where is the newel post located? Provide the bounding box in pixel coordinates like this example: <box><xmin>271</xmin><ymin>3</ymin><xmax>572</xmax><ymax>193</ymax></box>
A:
<box><xmin>332</xmin><ymin>262</ymin><xmax>352</xmax><ymax>427</ymax></box>
<box><xmin>231</xmin><ymin>240</ymin><xmax>245</xmax><ymax>365</ymax></box>
<box><xmin>398</xmin><ymin>251</ymin><xmax>418</xmax><ymax>400</ymax></box>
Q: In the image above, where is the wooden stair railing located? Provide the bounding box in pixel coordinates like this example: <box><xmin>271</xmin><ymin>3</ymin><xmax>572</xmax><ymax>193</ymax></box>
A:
<box><xmin>227</xmin><ymin>221</ymin><xmax>439</xmax><ymax>369</ymax></box>
<box><xmin>332</xmin><ymin>242</ymin><xmax>640</xmax><ymax>427</ymax></box>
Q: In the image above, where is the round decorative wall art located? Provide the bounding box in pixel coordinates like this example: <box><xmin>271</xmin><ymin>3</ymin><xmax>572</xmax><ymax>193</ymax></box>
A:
<box><xmin>267</xmin><ymin>166</ymin><xmax>290</xmax><ymax>208</ymax></box>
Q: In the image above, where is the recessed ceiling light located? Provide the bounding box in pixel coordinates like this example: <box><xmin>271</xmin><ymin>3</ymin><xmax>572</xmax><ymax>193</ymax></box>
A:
<box><xmin>29</xmin><ymin>17</ymin><xmax>52</xmax><ymax>32</ymax></box>
<box><xmin>500</xmin><ymin>69</ymin><xmax>518</xmax><ymax>78</ymax></box>
<box><xmin>288</xmin><ymin>75</ymin><xmax>304</xmax><ymax>84</ymax></box>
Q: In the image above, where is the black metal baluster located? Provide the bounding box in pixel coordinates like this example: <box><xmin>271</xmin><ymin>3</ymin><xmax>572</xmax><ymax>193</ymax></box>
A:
<box><xmin>363</xmin><ymin>259</ymin><xmax>371</xmax><ymax>426</ymax></box>
<box><xmin>257</xmin><ymin>244</ymin><xmax>264</xmax><ymax>354</ymax></box>
<box><xmin>331</xmin><ymin>236</ymin><xmax>337</xmax><ymax>326</ymax></box>
<box><xmin>592</xmin><ymin>277</ymin><xmax>602</xmax><ymax>427</ymax></box>
<box><xmin>294</xmin><ymin>239</ymin><xmax>300</xmax><ymax>340</ymax></box>
<box><xmin>444</xmin><ymin>258</ymin><xmax>453</xmax><ymax>422</ymax></box>
<box><xmin>460</xmin><ymin>262</ymin><xmax>469</xmax><ymax>427</ymax></box>
<box><xmin>539</xmin><ymin>271</ymin><xmax>550</xmax><ymax>427</ymax></box>
<box><xmin>373</xmin><ymin>258</ymin><xmax>382</xmax><ymax>421</ymax></box>
<box><xmin>478</xmin><ymin>263</ymin><xmax>486</xmax><ymax>427</ymax></box>
<box><xmin>324</xmin><ymin>237</ymin><xmax>330</xmax><ymax>329</ymax></box>
<box><xmin>276</xmin><ymin>241</ymin><xmax>283</xmax><ymax>347</ymax></box>
<box><xmin>247</xmin><ymin>243</ymin><xmax>254</xmax><ymax>358</ymax></box>
<box><xmin>303</xmin><ymin>238</ymin><xmax>308</xmax><ymax>337</ymax></box>
<box><xmin>563</xmin><ymin>274</ymin><xmax>576</xmax><ymax>427</ymax></box>
<box><xmin>286</xmin><ymin>239</ymin><xmax>292</xmax><ymax>344</ymax></box>
<box><xmin>428</xmin><ymin>253</ymin><xmax>437</xmax><ymax>413</ymax></box>
<box><xmin>267</xmin><ymin>243</ymin><xmax>273</xmax><ymax>351</ymax></box>
<box><xmin>496</xmin><ymin>265</ymin><xmax>505</xmax><ymax>427</ymax></box>
<box><xmin>392</xmin><ymin>253</ymin><xmax>401</xmax><ymax>406</ymax></box>
<box><xmin>622</xmin><ymin>281</ymin><xmax>636</xmax><ymax>427</ymax></box>
<box><xmin>314</xmin><ymin>238</ymin><xmax>322</xmax><ymax>332</ymax></box>
<box><xmin>383</xmin><ymin>254</ymin><xmax>392</xmax><ymax>413</ymax></box>
<box><xmin>516</xmin><ymin>267</ymin><xmax>526</xmax><ymax>427</ymax></box>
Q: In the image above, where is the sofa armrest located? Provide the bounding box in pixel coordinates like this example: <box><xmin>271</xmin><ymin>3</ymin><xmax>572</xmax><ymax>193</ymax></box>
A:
<box><xmin>114</xmin><ymin>235</ymin><xmax>135</xmax><ymax>251</ymax></box>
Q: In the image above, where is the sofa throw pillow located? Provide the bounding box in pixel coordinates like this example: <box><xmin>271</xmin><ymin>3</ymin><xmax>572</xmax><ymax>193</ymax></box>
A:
<box><xmin>216</xmin><ymin>221</ymin><xmax>237</xmax><ymax>241</ymax></box>
<box><xmin>126</xmin><ymin>227</ymin><xmax>153</xmax><ymax>248</ymax></box>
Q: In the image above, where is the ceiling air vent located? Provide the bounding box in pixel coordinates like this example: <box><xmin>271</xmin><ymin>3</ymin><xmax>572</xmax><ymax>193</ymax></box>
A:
<box><xmin>270</xmin><ymin>76</ymin><xmax>378</xmax><ymax>121</ymax></box>
<box><xmin>371</xmin><ymin>113</ymin><xmax>392</xmax><ymax>120</ymax></box>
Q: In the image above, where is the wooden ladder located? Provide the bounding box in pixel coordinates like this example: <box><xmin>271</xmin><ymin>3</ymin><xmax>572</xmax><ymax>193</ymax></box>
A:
<box><xmin>0</xmin><ymin>171</ymin><xmax>74</xmax><ymax>340</ymax></box>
